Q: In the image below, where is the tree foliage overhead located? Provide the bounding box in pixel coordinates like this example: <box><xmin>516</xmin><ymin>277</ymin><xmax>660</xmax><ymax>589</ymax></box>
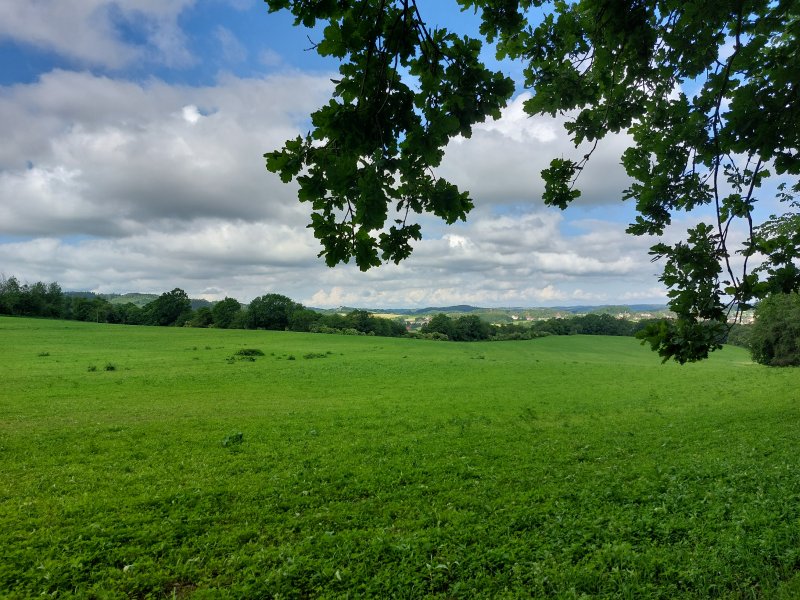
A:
<box><xmin>265</xmin><ymin>0</ymin><xmax>515</xmax><ymax>270</ymax></box>
<box><xmin>265</xmin><ymin>0</ymin><xmax>800</xmax><ymax>363</ymax></box>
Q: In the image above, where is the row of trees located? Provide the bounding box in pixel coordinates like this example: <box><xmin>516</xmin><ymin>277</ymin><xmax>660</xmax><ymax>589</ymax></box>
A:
<box><xmin>0</xmin><ymin>279</ymin><xmax>201</xmax><ymax>327</ymax></box>
<box><xmin>0</xmin><ymin>277</ymin><xmax>406</xmax><ymax>337</ymax></box>
<box><xmin>421</xmin><ymin>311</ymin><xmax>659</xmax><ymax>342</ymax></box>
<box><xmin>0</xmin><ymin>275</ymin><xmax>651</xmax><ymax>341</ymax></box>
<box><xmin>0</xmin><ymin>278</ymin><xmax>64</xmax><ymax>318</ymax></box>
<box><xmin>417</xmin><ymin>310</ymin><xmax>798</xmax><ymax>368</ymax></box>
<box><xmin>190</xmin><ymin>295</ymin><xmax>407</xmax><ymax>336</ymax></box>
<box><xmin>2</xmin><ymin>275</ymin><xmax>796</xmax><ymax>365</ymax></box>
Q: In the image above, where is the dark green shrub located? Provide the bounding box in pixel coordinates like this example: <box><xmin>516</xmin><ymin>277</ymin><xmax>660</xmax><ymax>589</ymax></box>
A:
<box><xmin>235</xmin><ymin>348</ymin><xmax>265</xmax><ymax>357</ymax></box>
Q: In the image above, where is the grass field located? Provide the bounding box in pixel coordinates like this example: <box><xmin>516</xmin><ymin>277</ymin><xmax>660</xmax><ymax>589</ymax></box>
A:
<box><xmin>1</xmin><ymin>316</ymin><xmax>799</xmax><ymax>598</ymax></box>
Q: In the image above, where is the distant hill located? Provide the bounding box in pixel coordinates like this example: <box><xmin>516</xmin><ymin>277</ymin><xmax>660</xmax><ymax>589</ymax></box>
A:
<box><xmin>101</xmin><ymin>293</ymin><xmax>159</xmax><ymax>307</ymax></box>
<box><xmin>189</xmin><ymin>299</ymin><xmax>213</xmax><ymax>310</ymax></box>
<box><xmin>372</xmin><ymin>305</ymin><xmax>480</xmax><ymax>316</ymax></box>
<box><xmin>63</xmin><ymin>291</ymin><xmax>98</xmax><ymax>300</ymax></box>
<box><xmin>65</xmin><ymin>291</ymin><xmax>212</xmax><ymax>310</ymax></box>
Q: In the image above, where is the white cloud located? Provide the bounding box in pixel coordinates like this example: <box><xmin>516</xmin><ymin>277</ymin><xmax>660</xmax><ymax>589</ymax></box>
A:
<box><xmin>0</xmin><ymin>202</ymin><xmax>668</xmax><ymax>307</ymax></box>
<box><xmin>259</xmin><ymin>49</ymin><xmax>284</xmax><ymax>68</ymax></box>
<box><xmin>0</xmin><ymin>220</ymin><xmax>319</xmax><ymax>298</ymax></box>
<box><xmin>474</xmin><ymin>93</ymin><xmax>558</xmax><ymax>143</ymax></box>
<box><xmin>0</xmin><ymin>72</ymin><xmax>668</xmax><ymax>307</ymax></box>
<box><xmin>182</xmin><ymin>104</ymin><xmax>202</xmax><ymax>124</ymax></box>
<box><xmin>221</xmin><ymin>0</ymin><xmax>256</xmax><ymax>9</ymax></box>
<box><xmin>0</xmin><ymin>165</ymin><xmax>132</xmax><ymax>237</ymax></box>
<box><xmin>297</xmin><ymin>208</ymin><xmax>665</xmax><ymax>308</ymax></box>
<box><xmin>444</xmin><ymin>234</ymin><xmax>472</xmax><ymax>249</ymax></box>
<box><xmin>215</xmin><ymin>26</ymin><xmax>247</xmax><ymax>64</ymax></box>
<box><xmin>0</xmin><ymin>0</ymin><xmax>196</xmax><ymax>69</ymax></box>
<box><xmin>0</xmin><ymin>69</ymin><xmax>334</xmax><ymax>235</ymax></box>
<box><xmin>0</xmin><ymin>3</ymin><xmax>733</xmax><ymax>310</ymax></box>
<box><xmin>437</xmin><ymin>93</ymin><xmax>633</xmax><ymax>207</ymax></box>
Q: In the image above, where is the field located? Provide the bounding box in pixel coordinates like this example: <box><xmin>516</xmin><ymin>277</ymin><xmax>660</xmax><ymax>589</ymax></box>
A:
<box><xmin>1</xmin><ymin>317</ymin><xmax>799</xmax><ymax>598</ymax></box>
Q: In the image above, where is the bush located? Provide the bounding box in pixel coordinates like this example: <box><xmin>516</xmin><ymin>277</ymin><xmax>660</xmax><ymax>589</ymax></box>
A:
<box><xmin>235</xmin><ymin>348</ymin><xmax>265</xmax><ymax>357</ymax></box>
<box><xmin>750</xmin><ymin>292</ymin><xmax>800</xmax><ymax>366</ymax></box>
<box><xmin>309</xmin><ymin>324</ymin><xmax>340</xmax><ymax>334</ymax></box>
<box><xmin>415</xmin><ymin>331</ymin><xmax>449</xmax><ymax>341</ymax></box>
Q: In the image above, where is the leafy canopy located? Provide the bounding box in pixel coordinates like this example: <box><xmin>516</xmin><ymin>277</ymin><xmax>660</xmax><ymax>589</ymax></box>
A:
<box><xmin>265</xmin><ymin>0</ymin><xmax>800</xmax><ymax>363</ymax></box>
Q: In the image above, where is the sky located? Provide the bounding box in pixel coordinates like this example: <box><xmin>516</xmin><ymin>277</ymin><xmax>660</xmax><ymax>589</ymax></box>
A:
<box><xmin>0</xmin><ymin>0</ymin><xmax>684</xmax><ymax>308</ymax></box>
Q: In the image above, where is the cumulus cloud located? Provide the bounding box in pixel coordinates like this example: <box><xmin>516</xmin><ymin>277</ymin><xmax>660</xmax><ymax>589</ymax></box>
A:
<box><xmin>0</xmin><ymin>71</ymin><xmax>668</xmax><ymax>307</ymax></box>
<box><xmin>0</xmin><ymin>220</ymin><xmax>319</xmax><ymax>298</ymax></box>
<box><xmin>0</xmin><ymin>69</ymin><xmax>333</xmax><ymax>236</ymax></box>
<box><xmin>0</xmin><ymin>201</ymin><xmax>667</xmax><ymax>306</ymax></box>
<box><xmin>298</xmin><ymin>208</ymin><xmax>664</xmax><ymax>308</ymax></box>
<box><xmin>437</xmin><ymin>93</ymin><xmax>633</xmax><ymax>207</ymax></box>
<box><xmin>0</xmin><ymin>0</ymin><xmax>196</xmax><ymax>69</ymax></box>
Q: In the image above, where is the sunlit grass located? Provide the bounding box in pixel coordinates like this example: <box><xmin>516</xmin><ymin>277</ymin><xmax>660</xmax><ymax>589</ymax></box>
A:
<box><xmin>1</xmin><ymin>316</ymin><xmax>799</xmax><ymax>598</ymax></box>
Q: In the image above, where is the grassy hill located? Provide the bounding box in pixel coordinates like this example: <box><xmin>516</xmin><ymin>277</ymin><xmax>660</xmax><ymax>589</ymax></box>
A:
<box><xmin>1</xmin><ymin>317</ymin><xmax>798</xmax><ymax>598</ymax></box>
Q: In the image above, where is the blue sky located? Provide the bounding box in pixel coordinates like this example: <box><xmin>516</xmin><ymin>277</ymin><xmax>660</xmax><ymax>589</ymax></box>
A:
<box><xmin>0</xmin><ymin>0</ymin><xmax>677</xmax><ymax>307</ymax></box>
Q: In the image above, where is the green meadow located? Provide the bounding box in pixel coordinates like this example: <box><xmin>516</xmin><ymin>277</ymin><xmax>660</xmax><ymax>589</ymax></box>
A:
<box><xmin>1</xmin><ymin>316</ymin><xmax>799</xmax><ymax>599</ymax></box>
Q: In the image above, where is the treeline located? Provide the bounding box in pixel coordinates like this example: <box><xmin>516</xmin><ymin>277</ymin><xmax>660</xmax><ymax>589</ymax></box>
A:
<box><xmin>5</xmin><ymin>275</ymin><xmax>754</xmax><ymax>348</ymax></box>
<box><xmin>420</xmin><ymin>312</ymin><xmax>659</xmax><ymax>341</ymax></box>
<box><xmin>0</xmin><ymin>276</ymin><xmax>406</xmax><ymax>336</ymax></box>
